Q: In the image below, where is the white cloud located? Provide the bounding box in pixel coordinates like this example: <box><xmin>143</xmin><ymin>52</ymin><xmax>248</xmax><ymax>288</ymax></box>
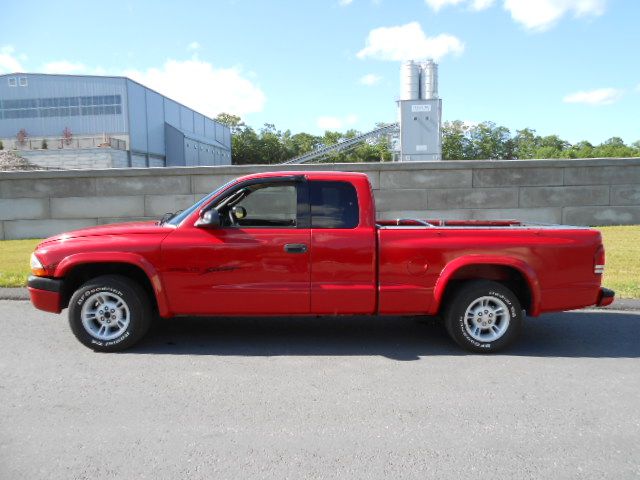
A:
<box><xmin>357</xmin><ymin>22</ymin><xmax>464</xmax><ymax>61</ymax></box>
<box><xmin>424</xmin><ymin>0</ymin><xmax>606</xmax><ymax>30</ymax></box>
<box><xmin>124</xmin><ymin>59</ymin><xmax>266</xmax><ymax>117</ymax></box>
<box><xmin>317</xmin><ymin>114</ymin><xmax>358</xmax><ymax>131</ymax></box>
<box><xmin>359</xmin><ymin>73</ymin><xmax>382</xmax><ymax>85</ymax></box>
<box><xmin>563</xmin><ymin>87</ymin><xmax>623</xmax><ymax>105</ymax></box>
<box><xmin>503</xmin><ymin>0</ymin><xmax>606</xmax><ymax>31</ymax></box>
<box><xmin>339</xmin><ymin>0</ymin><xmax>354</xmax><ymax>5</ymax></box>
<box><xmin>187</xmin><ymin>41</ymin><xmax>201</xmax><ymax>52</ymax></box>
<box><xmin>425</xmin><ymin>0</ymin><xmax>464</xmax><ymax>10</ymax></box>
<box><xmin>425</xmin><ymin>0</ymin><xmax>494</xmax><ymax>10</ymax></box>
<box><xmin>470</xmin><ymin>0</ymin><xmax>495</xmax><ymax>10</ymax></box>
<box><xmin>0</xmin><ymin>45</ymin><xmax>24</xmax><ymax>73</ymax></box>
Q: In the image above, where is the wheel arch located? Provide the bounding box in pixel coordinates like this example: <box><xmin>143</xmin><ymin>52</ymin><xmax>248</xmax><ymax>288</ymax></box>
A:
<box><xmin>55</xmin><ymin>253</ymin><xmax>170</xmax><ymax>317</ymax></box>
<box><xmin>433</xmin><ymin>256</ymin><xmax>541</xmax><ymax>316</ymax></box>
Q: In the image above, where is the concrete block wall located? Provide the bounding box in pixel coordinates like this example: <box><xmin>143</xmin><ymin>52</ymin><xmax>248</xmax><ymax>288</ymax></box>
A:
<box><xmin>0</xmin><ymin>157</ymin><xmax>638</xmax><ymax>240</ymax></box>
<box><xmin>20</xmin><ymin>148</ymin><xmax>129</xmax><ymax>169</ymax></box>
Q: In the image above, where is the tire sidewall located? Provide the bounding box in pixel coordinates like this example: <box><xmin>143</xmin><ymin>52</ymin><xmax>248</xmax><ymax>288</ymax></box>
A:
<box><xmin>448</xmin><ymin>282</ymin><xmax>522</xmax><ymax>353</ymax></box>
<box><xmin>69</xmin><ymin>276</ymin><xmax>148</xmax><ymax>352</ymax></box>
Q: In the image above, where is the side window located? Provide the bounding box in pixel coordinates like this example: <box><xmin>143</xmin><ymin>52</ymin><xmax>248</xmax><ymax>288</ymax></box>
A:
<box><xmin>234</xmin><ymin>184</ymin><xmax>298</xmax><ymax>228</ymax></box>
<box><xmin>310</xmin><ymin>181</ymin><xmax>359</xmax><ymax>229</ymax></box>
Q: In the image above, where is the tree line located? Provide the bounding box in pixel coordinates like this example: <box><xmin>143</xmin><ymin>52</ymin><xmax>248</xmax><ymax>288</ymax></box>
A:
<box><xmin>215</xmin><ymin>113</ymin><xmax>640</xmax><ymax>165</ymax></box>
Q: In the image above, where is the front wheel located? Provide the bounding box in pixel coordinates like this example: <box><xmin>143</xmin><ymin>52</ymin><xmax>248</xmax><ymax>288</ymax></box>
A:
<box><xmin>444</xmin><ymin>280</ymin><xmax>523</xmax><ymax>353</ymax></box>
<box><xmin>68</xmin><ymin>275</ymin><xmax>152</xmax><ymax>352</ymax></box>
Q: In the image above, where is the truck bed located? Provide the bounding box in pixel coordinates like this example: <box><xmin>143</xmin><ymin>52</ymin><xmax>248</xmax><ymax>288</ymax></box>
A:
<box><xmin>375</xmin><ymin>219</ymin><xmax>601</xmax><ymax>316</ymax></box>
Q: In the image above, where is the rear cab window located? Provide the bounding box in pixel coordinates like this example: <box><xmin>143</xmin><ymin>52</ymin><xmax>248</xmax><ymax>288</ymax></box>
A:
<box><xmin>309</xmin><ymin>181</ymin><xmax>359</xmax><ymax>229</ymax></box>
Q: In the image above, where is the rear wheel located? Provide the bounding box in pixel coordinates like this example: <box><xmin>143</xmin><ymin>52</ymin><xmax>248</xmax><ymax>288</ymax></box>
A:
<box><xmin>444</xmin><ymin>280</ymin><xmax>522</xmax><ymax>353</ymax></box>
<box><xmin>68</xmin><ymin>275</ymin><xmax>152</xmax><ymax>352</ymax></box>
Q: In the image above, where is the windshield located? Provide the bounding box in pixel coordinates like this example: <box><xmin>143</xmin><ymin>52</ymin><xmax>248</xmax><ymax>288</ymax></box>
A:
<box><xmin>165</xmin><ymin>179</ymin><xmax>236</xmax><ymax>226</ymax></box>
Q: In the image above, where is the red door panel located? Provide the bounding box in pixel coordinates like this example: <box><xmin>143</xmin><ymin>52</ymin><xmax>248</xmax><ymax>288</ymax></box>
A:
<box><xmin>310</xmin><ymin>228</ymin><xmax>376</xmax><ymax>314</ymax></box>
<box><xmin>161</xmin><ymin>227</ymin><xmax>310</xmax><ymax>315</ymax></box>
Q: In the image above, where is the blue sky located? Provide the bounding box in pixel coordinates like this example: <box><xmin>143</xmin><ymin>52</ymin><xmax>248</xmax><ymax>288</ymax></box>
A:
<box><xmin>1</xmin><ymin>0</ymin><xmax>638</xmax><ymax>144</ymax></box>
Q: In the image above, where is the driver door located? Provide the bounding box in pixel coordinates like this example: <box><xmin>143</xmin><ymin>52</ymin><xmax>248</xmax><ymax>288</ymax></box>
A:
<box><xmin>161</xmin><ymin>180</ymin><xmax>311</xmax><ymax>315</ymax></box>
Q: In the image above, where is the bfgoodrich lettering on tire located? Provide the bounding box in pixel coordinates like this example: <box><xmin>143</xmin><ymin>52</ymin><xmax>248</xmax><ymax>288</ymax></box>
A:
<box><xmin>444</xmin><ymin>280</ymin><xmax>523</xmax><ymax>353</ymax></box>
<box><xmin>68</xmin><ymin>274</ymin><xmax>152</xmax><ymax>352</ymax></box>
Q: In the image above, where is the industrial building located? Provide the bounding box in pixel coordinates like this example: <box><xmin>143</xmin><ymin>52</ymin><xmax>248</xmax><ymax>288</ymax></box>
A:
<box><xmin>0</xmin><ymin>73</ymin><xmax>231</xmax><ymax>168</ymax></box>
<box><xmin>398</xmin><ymin>59</ymin><xmax>442</xmax><ymax>161</ymax></box>
<box><xmin>284</xmin><ymin>59</ymin><xmax>442</xmax><ymax>164</ymax></box>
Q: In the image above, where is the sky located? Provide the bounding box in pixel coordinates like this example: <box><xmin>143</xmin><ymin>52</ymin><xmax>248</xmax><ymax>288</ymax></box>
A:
<box><xmin>1</xmin><ymin>0</ymin><xmax>639</xmax><ymax>144</ymax></box>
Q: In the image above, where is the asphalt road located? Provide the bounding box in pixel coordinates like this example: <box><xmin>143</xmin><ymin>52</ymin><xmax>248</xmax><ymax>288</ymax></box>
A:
<box><xmin>1</xmin><ymin>301</ymin><xmax>639</xmax><ymax>480</ymax></box>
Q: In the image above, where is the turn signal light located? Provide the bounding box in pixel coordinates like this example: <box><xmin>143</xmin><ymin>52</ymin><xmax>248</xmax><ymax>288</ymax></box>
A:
<box><xmin>30</xmin><ymin>253</ymin><xmax>47</xmax><ymax>277</ymax></box>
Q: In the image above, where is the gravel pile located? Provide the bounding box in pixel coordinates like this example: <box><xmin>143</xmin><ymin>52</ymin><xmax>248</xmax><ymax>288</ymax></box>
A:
<box><xmin>0</xmin><ymin>151</ymin><xmax>46</xmax><ymax>171</ymax></box>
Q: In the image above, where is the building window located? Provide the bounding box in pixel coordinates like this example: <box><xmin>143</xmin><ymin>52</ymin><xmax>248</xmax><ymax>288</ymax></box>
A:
<box><xmin>18</xmin><ymin>77</ymin><xmax>27</xmax><ymax>87</ymax></box>
<box><xmin>7</xmin><ymin>77</ymin><xmax>17</xmax><ymax>87</ymax></box>
<box><xmin>0</xmin><ymin>93</ymin><xmax>123</xmax><ymax>119</ymax></box>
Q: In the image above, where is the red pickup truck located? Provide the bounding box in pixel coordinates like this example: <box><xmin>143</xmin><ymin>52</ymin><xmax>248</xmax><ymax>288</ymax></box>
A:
<box><xmin>28</xmin><ymin>171</ymin><xmax>614</xmax><ymax>353</ymax></box>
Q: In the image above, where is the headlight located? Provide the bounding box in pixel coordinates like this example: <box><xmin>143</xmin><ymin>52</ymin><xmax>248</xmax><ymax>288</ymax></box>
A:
<box><xmin>30</xmin><ymin>253</ymin><xmax>47</xmax><ymax>276</ymax></box>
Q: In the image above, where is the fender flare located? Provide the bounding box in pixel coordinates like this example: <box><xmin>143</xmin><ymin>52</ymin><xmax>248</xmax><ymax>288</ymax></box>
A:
<box><xmin>54</xmin><ymin>252</ymin><xmax>171</xmax><ymax>317</ymax></box>
<box><xmin>432</xmin><ymin>255</ymin><xmax>542</xmax><ymax>316</ymax></box>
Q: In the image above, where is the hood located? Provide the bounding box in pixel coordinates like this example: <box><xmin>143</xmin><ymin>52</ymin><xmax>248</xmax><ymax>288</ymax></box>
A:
<box><xmin>39</xmin><ymin>221</ymin><xmax>171</xmax><ymax>246</ymax></box>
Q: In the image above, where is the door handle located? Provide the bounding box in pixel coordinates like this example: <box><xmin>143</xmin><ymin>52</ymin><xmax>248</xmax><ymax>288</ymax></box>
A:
<box><xmin>284</xmin><ymin>243</ymin><xmax>308</xmax><ymax>254</ymax></box>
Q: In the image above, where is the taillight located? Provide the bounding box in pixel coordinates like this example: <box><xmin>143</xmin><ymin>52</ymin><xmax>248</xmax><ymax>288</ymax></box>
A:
<box><xmin>594</xmin><ymin>245</ymin><xmax>605</xmax><ymax>275</ymax></box>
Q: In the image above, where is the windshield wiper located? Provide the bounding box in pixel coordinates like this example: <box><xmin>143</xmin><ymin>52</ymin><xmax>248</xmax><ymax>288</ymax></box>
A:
<box><xmin>158</xmin><ymin>213</ymin><xmax>173</xmax><ymax>226</ymax></box>
<box><xmin>158</xmin><ymin>210</ymin><xmax>185</xmax><ymax>226</ymax></box>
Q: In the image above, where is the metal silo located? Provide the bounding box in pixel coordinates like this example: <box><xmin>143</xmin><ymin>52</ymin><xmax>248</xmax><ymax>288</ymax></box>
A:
<box><xmin>400</xmin><ymin>60</ymin><xmax>420</xmax><ymax>100</ymax></box>
<box><xmin>420</xmin><ymin>60</ymin><xmax>438</xmax><ymax>100</ymax></box>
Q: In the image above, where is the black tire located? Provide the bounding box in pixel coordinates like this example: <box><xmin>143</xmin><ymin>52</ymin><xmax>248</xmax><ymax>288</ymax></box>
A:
<box><xmin>444</xmin><ymin>280</ymin><xmax>523</xmax><ymax>353</ymax></box>
<box><xmin>68</xmin><ymin>274</ymin><xmax>152</xmax><ymax>352</ymax></box>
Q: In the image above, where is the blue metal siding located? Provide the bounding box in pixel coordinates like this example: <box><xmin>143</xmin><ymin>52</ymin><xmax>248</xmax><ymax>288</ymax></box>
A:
<box><xmin>165</xmin><ymin>123</ymin><xmax>185</xmax><ymax>167</ymax></box>
<box><xmin>180</xmin><ymin>106</ymin><xmax>194</xmax><ymax>132</ymax></box>
<box><xmin>126</xmin><ymin>80</ymin><xmax>148</xmax><ymax>153</ymax></box>
<box><xmin>184</xmin><ymin>138</ymin><xmax>198</xmax><ymax>166</ymax></box>
<box><xmin>193</xmin><ymin>112</ymin><xmax>205</xmax><ymax>136</ymax></box>
<box><xmin>0</xmin><ymin>74</ymin><xmax>127</xmax><ymax>137</ymax></box>
<box><xmin>215</xmin><ymin>122</ymin><xmax>224</xmax><ymax>144</ymax></box>
<box><xmin>164</xmin><ymin>99</ymin><xmax>180</xmax><ymax>127</ymax></box>
<box><xmin>204</xmin><ymin>117</ymin><xmax>216</xmax><ymax>139</ymax></box>
<box><xmin>145</xmin><ymin>90</ymin><xmax>164</xmax><ymax>155</ymax></box>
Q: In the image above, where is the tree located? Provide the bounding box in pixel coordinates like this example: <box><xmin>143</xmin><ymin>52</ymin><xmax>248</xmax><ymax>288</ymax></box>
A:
<box><xmin>442</xmin><ymin>120</ymin><xmax>473</xmax><ymax>160</ymax></box>
<box><xmin>533</xmin><ymin>135</ymin><xmax>569</xmax><ymax>158</ymax></box>
<box><xmin>593</xmin><ymin>137</ymin><xmax>636</xmax><ymax>158</ymax></box>
<box><xmin>468</xmin><ymin>122</ymin><xmax>513</xmax><ymax>159</ymax></box>
<box><xmin>215</xmin><ymin>113</ymin><xmax>245</xmax><ymax>135</ymax></box>
<box><xmin>289</xmin><ymin>132</ymin><xmax>320</xmax><ymax>157</ymax></box>
<box><xmin>512</xmin><ymin>128</ymin><xmax>539</xmax><ymax>159</ymax></box>
<box><xmin>213</xmin><ymin>113</ymin><xmax>638</xmax><ymax>165</ymax></box>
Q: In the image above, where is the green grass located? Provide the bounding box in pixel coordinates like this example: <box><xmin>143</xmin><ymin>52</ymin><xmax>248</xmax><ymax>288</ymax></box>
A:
<box><xmin>0</xmin><ymin>227</ymin><xmax>638</xmax><ymax>297</ymax></box>
<box><xmin>599</xmin><ymin>225</ymin><xmax>640</xmax><ymax>299</ymax></box>
<box><xmin>0</xmin><ymin>239</ymin><xmax>41</xmax><ymax>287</ymax></box>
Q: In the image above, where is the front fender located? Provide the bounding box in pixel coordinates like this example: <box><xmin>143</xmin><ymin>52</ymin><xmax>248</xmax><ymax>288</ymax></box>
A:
<box><xmin>432</xmin><ymin>255</ymin><xmax>542</xmax><ymax>316</ymax></box>
<box><xmin>54</xmin><ymin>252</ymin><xmax>171</xmax><ymax>317</ymax></box>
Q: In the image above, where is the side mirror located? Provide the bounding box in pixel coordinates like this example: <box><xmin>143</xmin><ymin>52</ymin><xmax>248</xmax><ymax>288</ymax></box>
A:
<box><xmin>195</xmin><ymin>209</ymin><xmax>221</xmax><ymax>228</ymax></box>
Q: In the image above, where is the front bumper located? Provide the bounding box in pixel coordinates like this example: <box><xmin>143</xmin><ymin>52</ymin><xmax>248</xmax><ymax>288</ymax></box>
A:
<box><xmin>596</xmin><ymin>287</ymin><xmax>615</xmax><ymax>307</ymax></box>
<box><xmin>27</xmin><ymin>275</ymin><xmax>63</xmax><ymax>313</ymax></box>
